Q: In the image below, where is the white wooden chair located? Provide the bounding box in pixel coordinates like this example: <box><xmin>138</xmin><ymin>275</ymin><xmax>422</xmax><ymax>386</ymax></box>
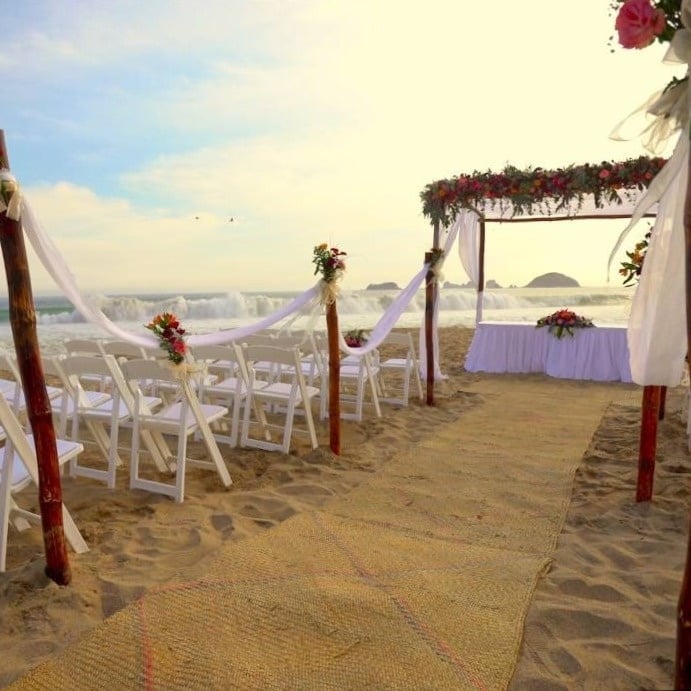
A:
<box><xmin>0</xmin><ymin>352</ymin><xmax>63</xmax><ymax>416</ymax></box>
<box><xmin>240</xmin><ymin>344</ymin><xmax>320</xmax><ymax>453</ymax></box>
<box><xmin>119</xmin><ymin>358</ymin><xmax>232</xmax><ymax>503</ymax></box>
<box><xmin>191</xmin><ymin>343</ymin><xmax>270</xmax><ymax>449</ymax></box>
<box><xmin>0</xmin><ymin>392</ymin><xmax>88</xmax><ymax>572</ymax></box>
<box><xmin>376</xmin><ymin>331</ymin><xmax>424</xmax><ymax>406</ymax></box>
<box><xmin>63</xmin><ymin>339</ymin><xmax>110</xmax><ymax>391</ymax></box>
<box><xmin>58</xmin><ymin>355</ymin><xmax>167</xmax><ymax>488</ymax></box>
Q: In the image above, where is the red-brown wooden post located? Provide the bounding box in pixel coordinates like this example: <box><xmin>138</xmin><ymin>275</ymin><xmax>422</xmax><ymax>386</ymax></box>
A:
<box><xmin>0</xmin><ymin>131</ymin><xmax>71</xmax><ymax>585</ymax></box>
<box><xmin>424</xmin><ymin>251</ymin><xmax>435</xmax><ymax>406</ymax></box>
<box><xmin>659</xmin><ymin>385</ymin><xmax>667</xmax><ymax>420</ymax></box>
<box><xmin>425</xmin><ymin>219</ymin><xmax>441</xmax><ymax>406</ymax></box>
<box><xmin>326</xmin><ymin>301</ymin><xmax>340</xmax><ymax>455</ymax></box>
<box><xmin>675</xmin><ymin>138</ymin><xmax>691</xmax><ymax>689</ymax></box>
<box><xmin>636</xmin><ymin>385</ymin><xmax>659</xmax><ymax>503</ymax></box>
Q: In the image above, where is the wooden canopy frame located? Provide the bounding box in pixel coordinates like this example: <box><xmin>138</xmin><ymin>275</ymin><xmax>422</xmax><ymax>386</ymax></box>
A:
<box><xmin>421</xmin><ymin>153</ymin><xmax>691</xmax><ymax>686</ymax></box>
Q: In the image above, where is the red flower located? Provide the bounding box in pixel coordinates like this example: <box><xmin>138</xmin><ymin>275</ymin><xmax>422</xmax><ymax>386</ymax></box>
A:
<box><xmin>615</xmin><ymin>0</ymin><xmax>666</xmax><ymax>49</ymax></box>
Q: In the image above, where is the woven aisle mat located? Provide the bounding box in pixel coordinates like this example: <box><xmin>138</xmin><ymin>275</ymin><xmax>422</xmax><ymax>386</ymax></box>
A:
<box><xmin>9</xmin><ymin>377</ymin><xmax>619</xmax><ymax>691</ymax></box>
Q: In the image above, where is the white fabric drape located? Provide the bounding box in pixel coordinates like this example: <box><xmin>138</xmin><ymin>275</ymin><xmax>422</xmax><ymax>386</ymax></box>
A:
<box><xmin>608</xmin><ymin>2</ymin><xmax>691</xmax><ymax>386</ymax></box>
<box><xmin>3</xmin><ymin>174</ymin><xmax>443</xmax><ymax>363</ymax></box>
<box><xmin>417</xmin><ymin>221</ymin><xmax>461</xmax><ymax>380</ymax></box>
<box><xmin>17</xmin><ymin>185</ymin><xmax>322</xmax><ymax>348</ymax></box>
<box><xmin>456</xmin><ymin>210</ymin><xmax>482</xmax><ymax>323</ymax></box>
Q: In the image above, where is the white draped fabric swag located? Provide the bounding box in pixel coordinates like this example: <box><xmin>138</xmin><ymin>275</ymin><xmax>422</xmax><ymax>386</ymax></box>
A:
<box><xmin>0</xmin><ymin>169</ymin><xmax>455</xmax><ymax>379</ymax></box>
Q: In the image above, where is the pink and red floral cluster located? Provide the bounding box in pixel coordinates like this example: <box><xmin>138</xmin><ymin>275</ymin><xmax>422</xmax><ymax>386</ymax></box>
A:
<box><xmin>146</xmin><ymin>312</ymin><xmax>187</xmax><ymax>364</ymax></box>
<box><xmin>312</xmin><ymin>243</ymin><xmax>347</xmax><ymax>283</ymax></box>
<box><xmin>611</xmin><ymin>0</ymin><xmax>680</xmax><ymax>49</ymax></box>
<box><xmin>536</xmin><ymin>309</ymin><xmax>594</xmax><ymax>339</ymax></box>
<box><xmin>420</xmin><ymin>155</ymin><xmax>667</xmax><ymax>226</ymax></box>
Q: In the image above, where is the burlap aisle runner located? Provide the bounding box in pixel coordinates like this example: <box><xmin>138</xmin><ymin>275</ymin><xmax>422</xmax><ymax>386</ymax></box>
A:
<box><xmin>10</xmin><ymin>378</ymin><xmax>615</xmax><ymax>691</ymax></box>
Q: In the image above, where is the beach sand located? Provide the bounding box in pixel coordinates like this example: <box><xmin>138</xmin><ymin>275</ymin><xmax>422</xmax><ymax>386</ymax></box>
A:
<box><xmin>0</xmin><ymin>325</ymin><xmax>688</xmax><ymax>689</ymax></box>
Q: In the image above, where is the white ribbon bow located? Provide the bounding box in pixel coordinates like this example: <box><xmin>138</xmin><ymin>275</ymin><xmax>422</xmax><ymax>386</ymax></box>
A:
<box><xmin>0</xmin><ymin>171</ymin><xmax>22</xmax><ymax>221</ymax></box>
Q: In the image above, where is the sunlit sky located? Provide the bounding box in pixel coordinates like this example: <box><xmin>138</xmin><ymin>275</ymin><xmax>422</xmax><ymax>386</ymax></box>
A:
<box><xmin>1</xmin><ymin>0</ymin><xmax>682</xmax><ymax>296</ymax></box>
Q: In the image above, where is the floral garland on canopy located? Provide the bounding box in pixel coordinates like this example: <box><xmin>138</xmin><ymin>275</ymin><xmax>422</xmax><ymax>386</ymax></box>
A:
<box><xmin>419</xmin><ymin>156</ymin><xmax>667</xmax><ymax>228</ymax></box>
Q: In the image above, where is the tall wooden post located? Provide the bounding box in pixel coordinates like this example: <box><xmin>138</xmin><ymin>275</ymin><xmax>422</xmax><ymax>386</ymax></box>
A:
<box><xmin>675</xmin><ymin>135</ymin><xmax>691</xmax><ymax>689</ymax></box>
<box><xmin>326</xmin><ymin>300</ymin><xmax>340</xmax><ymax>455</ymax></box>
<box><xmin>635</xmin><ymin>385</ymin><xmax>659</xmax><ymax>502</ymax></box>
<box><xmin>425</xmin><ymin>219</ymin><xmax>441</xmax><ymax>406</ymax></box>
<box><xmin>0</xmin><ymin>131</ymin><xmax>71</xmax><ymax>585</ymax></box>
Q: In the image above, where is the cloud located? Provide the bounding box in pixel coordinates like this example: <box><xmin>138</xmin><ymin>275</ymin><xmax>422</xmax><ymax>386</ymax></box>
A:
<box><xmin>1</xmin><ymin>0</ymin><xmax>679</xmax><ymax>294</ymax></box>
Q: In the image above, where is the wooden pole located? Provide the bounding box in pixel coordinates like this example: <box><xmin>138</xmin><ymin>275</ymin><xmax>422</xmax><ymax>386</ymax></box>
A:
<box><xmin>424</xmin><ymin>252</ymin><xmax>435</xmax><ymax>406</ymax></box>
<box><xmin>326</xmin><ymin>300</ymin><xmax>340</xmax><ymax>455</ymax></box>
<box><xmin>476</xmin><ymin>218</ymin><xmax>486</xmax><ymax>323</ymax></box>
<box><xmin>635</xmin><ymin>385</ymin><xmax>659</xmax><ymax>503</ymax></box>
<box><xmin>424</xmin><ymin>219</ymin><xmax>441</xmax><ymax>406</ymax></box>
<box><xmin>675</xmin><ymin>136</ymin><xmax>691</xmax><ymax>689</ymax></box>
<box><xmin>0</xmin><ymin>131</ymin><xmax>71</xmax><ymax>585</ymax></box>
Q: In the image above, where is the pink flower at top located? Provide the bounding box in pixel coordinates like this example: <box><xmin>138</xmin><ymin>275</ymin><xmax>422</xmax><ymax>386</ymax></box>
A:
<box><xmin>615</xmin><ymin>0</ymin><xmax>666</xmax><ymax>49</ymax></box>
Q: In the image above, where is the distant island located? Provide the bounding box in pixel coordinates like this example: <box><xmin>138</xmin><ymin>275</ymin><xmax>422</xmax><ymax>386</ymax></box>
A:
<box><xmin>366</xmin><ymin>282</ymin><xmax>400</xmax><ymax>290</ymax></box>
<box><xmin>368</xmin><ymin>272</ymin><xmax>578</xmax><ymax>291</ymax></box>
<box><xmin>524</xmin><ymin>272</ymin><xmax>579</xmax><ymax>288</ymax></box>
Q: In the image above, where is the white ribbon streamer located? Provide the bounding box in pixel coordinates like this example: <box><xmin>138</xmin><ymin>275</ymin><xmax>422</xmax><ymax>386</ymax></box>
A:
<box><xmin>610</xmin><ymin>0</ymin><xmax>691</xmax><ymax>386</ymax></box>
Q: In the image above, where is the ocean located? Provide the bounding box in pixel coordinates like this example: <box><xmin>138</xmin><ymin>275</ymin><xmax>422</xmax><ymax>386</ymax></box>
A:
<box><xmin>0</xmin><ymin>285</ymin><xmax>634</xmax><ymax>356</ymax></box>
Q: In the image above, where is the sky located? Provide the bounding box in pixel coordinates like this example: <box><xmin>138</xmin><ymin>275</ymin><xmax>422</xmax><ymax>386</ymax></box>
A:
<box><xmin>0</xmin><ymin>0</ymin><xmax>683</xmax><ymax>296</ymax></box>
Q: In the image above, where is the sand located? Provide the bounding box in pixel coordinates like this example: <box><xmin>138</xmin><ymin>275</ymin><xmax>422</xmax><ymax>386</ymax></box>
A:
<box><xmin>0</xmin><ymin>325</ymin><xmax>688</xmax><ymax>690</ymax></box>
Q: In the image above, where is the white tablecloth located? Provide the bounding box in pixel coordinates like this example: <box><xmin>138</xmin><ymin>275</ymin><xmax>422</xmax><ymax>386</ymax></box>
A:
<box><xmin>464</xmin><ymin>321</ymin><xmax>632</xmax><ymax>382</ymax></box>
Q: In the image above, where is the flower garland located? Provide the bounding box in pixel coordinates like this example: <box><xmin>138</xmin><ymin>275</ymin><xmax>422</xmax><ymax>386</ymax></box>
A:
<box><xmin>145</xmin><ymin>312</ymin><xmax>187</xmax><ymax>364</ymax></box>
<box><xmin>536</xmin><ymin>309</ymin><xmax>595</xmax><ymax>339</ymax></box>
<box><xmin>312</xmin><ymin>243</ymin><xmax>347</xmax><ymax>305</ymax></box>
<box><xmin>420</xmin><ymin>156</ymin><xmax>667</xmax><ymax>227</ymax></box>
<box><xmin>619</xmin><ymin>228</ymin><xmax>652</xmax><ymax>285</ymax></box>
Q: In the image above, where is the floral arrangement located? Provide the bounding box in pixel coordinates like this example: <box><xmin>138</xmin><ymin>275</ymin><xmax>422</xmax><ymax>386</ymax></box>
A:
<box><xmin>619</xmin><ymin>228</ymin><xmax>652</xmax><ymax>285</ymax></box>
<box><xmin>312</xmin><ymin>243</ymin><xmax>347</xmax><ymax>283</ymax></box>
<box><xmin>145</xmin><ymin>312</ymin><xmax>187</xmax><ymax>364</ymax></box>
<box><xmin>536</xmin><ymin>309</ymin><xmax>595</xmax><ymax>339</ymax></box>
<box><xmin>420</xmin><ymin>156</ymin><xmax>667</xmax><ymax>226</ymax></box>
<box><xmin>611</xmin><ymin>0</ymin><xmax>681</xmax><ymax>49</ymax></box>
<box><xmin>344</xmin><ymin>329</ymin><xmax>368</xmax><ymax>347</ymax></box>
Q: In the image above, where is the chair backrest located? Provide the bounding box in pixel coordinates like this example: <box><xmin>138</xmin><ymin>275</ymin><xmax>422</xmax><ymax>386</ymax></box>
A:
<box><xmin>242</xmin><ymin>344</ymin><xmax>307</xmax><ymax>392</ymax></box>
<box><xmin>189</xmin><ymin>344</ymin><xmax>239</xmax><ymax>378</ymax></box>
<box><xmin>102</xmin><ymin>340</ymin><xmax>151</xmax><ymax>361</ymax></box>
<box><xmin>64</xmin><ymin>339</ymin><xmax>106</xmax><ymax>356</ymax></box>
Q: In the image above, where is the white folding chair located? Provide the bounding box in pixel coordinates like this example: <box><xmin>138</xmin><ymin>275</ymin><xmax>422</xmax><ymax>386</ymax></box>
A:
<box><xmin>119</xmin><ymin>359</ymin><xmax>232</xmax><ymax>503</ymax></box>
<box><xmin>0</xmin><ymin>392</ymin><xmax>88</xmax><ymax>572</ymax></box>
<box><xmin>58</xmin><ymin>355</ymin><xmax>166</xmax><ymax>488</ymax></box>
<box><xmin>192</xmin><ymin>343</ymin><xmax>270</xmax><ymax>448</ymax></box>
<box><xmin>0</xmin><ymin>352</ymin><xmax>63</xmax><ymax>416</ymax></box>
<box><xmin>63</xmin><ymin>338</ymin><xmax>110</xmax><ymax>391</ymax></box>
<box><xmin>240</xmin><ymin>344</ymin><xmax>320</xmax><ymax>453</ymax></box>
<box><xmin>315</xmin><ymin>333</ymin><xmax>382</xmax><ymax>422</ymax></box>
<box><xmin>42</xmin><ymin>355</ymin><xmax>111</xmax><ymax>438</ymax></box>
<box><xmin>377</xmin><ymin>331</ymin><xmax>424</xmax><ymax>406</ymax></box>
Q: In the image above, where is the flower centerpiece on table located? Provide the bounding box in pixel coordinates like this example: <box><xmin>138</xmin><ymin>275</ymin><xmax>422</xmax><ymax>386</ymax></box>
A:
<box><xmin>344</xmin><ymin>329</ymin><xmax>368</xmax><ymax>347</ymax></box>
<box><xmin>536</xmin><ymin>309</ymin><xmax>594</xmax><ymax>339</ymax></box>
<box><xmin>145</xmin><ymin>312</ymin><xmax>187</xmax><ymax>364</ymax></box>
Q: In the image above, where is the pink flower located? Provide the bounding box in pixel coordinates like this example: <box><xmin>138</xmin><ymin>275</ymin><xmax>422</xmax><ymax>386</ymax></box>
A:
<box><xmin>615</xmin><ymin>0</ymin><xmax>666</xmax><ymax>49</ymax></box>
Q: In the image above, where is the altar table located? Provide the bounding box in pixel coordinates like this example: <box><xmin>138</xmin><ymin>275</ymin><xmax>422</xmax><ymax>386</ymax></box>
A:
<box><xmin>464</xmin><ymin>321</ymin><xmax>632</xmax><ymax>383</ymax></box>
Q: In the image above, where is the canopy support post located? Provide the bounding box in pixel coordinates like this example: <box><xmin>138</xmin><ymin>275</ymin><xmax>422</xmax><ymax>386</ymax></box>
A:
<box><xmin>675</xmin><ymin>133</ymin><xmax>691</xmax><ymax>689</ymax></box>
<box><xmin>424</xmin><ymin>219</ymin><xmax>441</xmax><ymax>406</ymax></box>
<box><xmin>0</xmin><ymin>130</ymin><xmax>71</xmax><ymax>585</ymax></box>
<box><xmin>476</xmin><ymin>217</ymin><xmax>485</xmax><ymax>324</ymax></box>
